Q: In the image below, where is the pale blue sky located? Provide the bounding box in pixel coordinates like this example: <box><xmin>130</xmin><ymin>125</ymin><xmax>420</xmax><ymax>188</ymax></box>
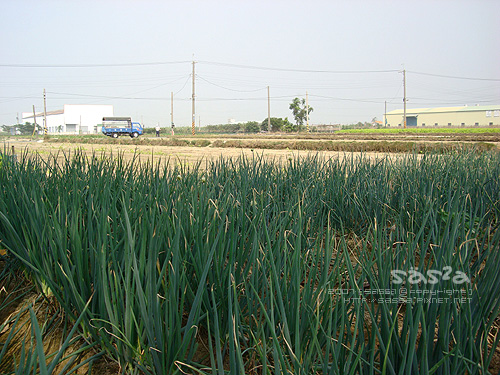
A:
<box><xmin>1</xmin><ymin>0</ymin><xmax>499</xmax><ymax>127</ymax></box>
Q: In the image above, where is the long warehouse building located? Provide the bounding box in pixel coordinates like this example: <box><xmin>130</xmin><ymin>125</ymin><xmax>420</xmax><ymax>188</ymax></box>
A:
<box><xmin>22</xmin><ymin>104</ymin><xmax>113</xmax><ymax>134</ymax></box>
<box><xmin>385</xmin><ymin>105</ymin><xmax>500</xmax><ymax>127</ymax></box>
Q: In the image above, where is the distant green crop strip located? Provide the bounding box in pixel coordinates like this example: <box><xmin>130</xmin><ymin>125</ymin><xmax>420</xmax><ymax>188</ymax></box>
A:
<box><xmin>0</xmin><ymin>150</ymin><xmax>499</xmax><ymax>374</ymax></box>
<box><xmin>339</xmin><ymin>127</ymin><xmax>500</xmax><ymax>134</ymax></box>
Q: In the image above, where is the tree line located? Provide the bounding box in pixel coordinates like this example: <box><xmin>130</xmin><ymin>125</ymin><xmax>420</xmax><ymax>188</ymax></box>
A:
<box><xmin>1</xmin><ymin>122</ymin><xmax>36</xmax><ymax>135</ymax></box>
<box><xmin>203</xmin><ymin>96</ymin><xmax>314</xmax><ymax>133</ymax></box>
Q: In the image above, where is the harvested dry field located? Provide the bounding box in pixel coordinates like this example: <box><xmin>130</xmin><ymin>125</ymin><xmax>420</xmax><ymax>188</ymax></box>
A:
<box><xmin>2</xmin><ymin>128</ymin><xmax>499</xmax><ymax>166</ymax></box>
<box><xmin>3</xmin><ymin>138</ymin><xmax>410</xmax><ymax>167</ymax></box>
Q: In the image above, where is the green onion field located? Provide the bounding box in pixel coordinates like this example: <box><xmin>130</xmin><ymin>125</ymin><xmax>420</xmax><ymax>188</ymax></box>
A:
<box><xmin>0</xmin><ymin>148</ymin><xmax>499</xmax><ymax>374</ymax></box>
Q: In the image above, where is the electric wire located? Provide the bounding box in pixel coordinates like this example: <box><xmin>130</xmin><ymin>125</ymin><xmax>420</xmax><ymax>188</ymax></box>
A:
<box><xmin>407</xmin><ymin>70</ymin><xmax>500</xmax><ymax>82</ymax></box>
<box><xmin>2</xmin><ymin>59</ymin><xmax>499</xmax><ymax>124</ymax></box>
<box><xmin>197</xmin><ymin>75</ymin><xmax>266</xmax><ymax>93</ymax></box>
<box><xmin>0</xmin><ymin>61</ymin><xmax>191</xmax><ymax>68</ymax></box>
<box><xmin>198</xmin><ymin>60</ymin><xmax>399</xmax><ymax>74</ymax></box>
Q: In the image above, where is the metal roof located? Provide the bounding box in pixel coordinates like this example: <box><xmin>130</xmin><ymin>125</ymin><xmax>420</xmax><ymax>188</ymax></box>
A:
<box><xmin>23</xmin><ymin>109</ymin><xmax>64</xmax><ymax>119</ymax></box>
<box><xmin>386</xmin><ymin>105</ymin><xmax>500</xmax><ymax>115</ymax></box>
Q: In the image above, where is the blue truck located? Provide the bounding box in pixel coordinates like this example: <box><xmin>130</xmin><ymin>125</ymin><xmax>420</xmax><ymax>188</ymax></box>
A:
<box><xmin>101</xmin><ymin>117</ymin><xmax>143</xmax><ymax>138</ymax></box>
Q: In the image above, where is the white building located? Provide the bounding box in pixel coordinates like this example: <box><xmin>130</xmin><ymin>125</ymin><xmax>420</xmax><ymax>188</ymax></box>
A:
<box><xmin>385</xmin><ymin>105</ymin><xmax>500</xmax><ymax>127</ymax></box>
<box><xmin>22</xmin><ymin>104</ymin><xmax>113</xmax><ymax>134</ymax></box>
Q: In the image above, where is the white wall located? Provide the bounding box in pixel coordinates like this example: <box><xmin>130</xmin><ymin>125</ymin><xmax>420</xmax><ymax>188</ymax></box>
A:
<box><xmin>21</xmin><ymin>111</ymin><xmax>65</xmax><ymax>133</ymax></box>
<box><xmin>64</xmin><ymin>105</ymin><xmax>113</xmax><ymax>134</ymax></box>
<box><xmin>22</xmin><ymin>105</ymin><xmax>114</xmax><ymax>134</ymax></box>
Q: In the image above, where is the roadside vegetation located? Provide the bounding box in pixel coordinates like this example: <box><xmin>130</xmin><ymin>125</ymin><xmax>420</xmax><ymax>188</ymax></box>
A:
<box><xmin>1</xmin><ymin>149</ymin><xmax>499</xmax><ymax>374</ymax></box>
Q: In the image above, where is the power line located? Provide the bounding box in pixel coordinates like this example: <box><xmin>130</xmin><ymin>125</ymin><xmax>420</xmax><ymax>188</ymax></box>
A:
<box><xmin>2</xmin><ymin>58</ymin><xmax>498</xmax><ymax>81</ymax></box>
<box><xmin>5</xmin><ymin>89</ymin><xmax>498</xmax><ymax>105</ymax></box>
<box><xmin>309</xmin><ymin>94</ymin><xmax>384</xmax><ymax>104</ymax></box>
<box><xmin>408</xmin><ymin>70</ymin><xmax>500</xmax><ymax>81</ymax></box>
<box><xmin>198</xmin><ymin>60</ymin><xmax>399</xmax><ymax>74</ymax></box>
<box><xmin>44</xmin><ymin>73</ymin><xmax>192</xmax><ymax>100</ymax></box>
<box><xmin>406</xmin><ymin>98</ymin><xmax>500</xmax><ymax>105</ymax></box>
<box><xmin>0</xmin><ymin>77</ymin><xmax>190</xmax><ymax>91</ymax></box>
<box><xmin>17</xmin><ymin>90</ymin><xmax>484</xmax><ymax>105</ymax></box>
<box><xmin>174</xmin><ymin>75</ymin><xmax>192</xmax><ymax>95</ymax></box>
<box><xmin>124</xmin><ymin>75</ymin><xmax>191</xmax><ymax>96</ymax></box>
<box><xmin>198</xmin><ymin>73</ymin><xmax>396</xmax><ymax>91</ymax></box>
<box><xmin>45</xmin><ymin>91</ymin><xmax>173</xmax><ymax>100</ymax></box>
<box><xmin>197</xmin><ymin>75</ymin><xmax>266</xmax><ymax>92</ymax></box>
<box><xmin>0</xmin><ymin>61</ymin><xmax>191</xmax><ymax>68</ymax></box>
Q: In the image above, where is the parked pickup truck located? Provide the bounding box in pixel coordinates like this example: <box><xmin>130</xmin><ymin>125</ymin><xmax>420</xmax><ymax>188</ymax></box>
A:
<box><xmin>101</xmin><ymin>117</ymin><xmax>143</xmax><ymax>138</ymax></box>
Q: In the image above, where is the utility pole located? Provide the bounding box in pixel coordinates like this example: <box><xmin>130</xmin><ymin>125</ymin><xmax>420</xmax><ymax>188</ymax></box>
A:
<box><xmin>43</xmin><ymin>89</ymin><xmax>48</xmax><ymax>135</ymax></box>
<box><xmin>171</xmin><ymin>91</ymin><xmax>174</xmax><ymax>136</ymax></box>
<box><xmin>306</xmin><ymin>91</ymin><xmax>310</xmax><ymax>132</ymax></box>
<box><xmin>267</xmin><ymin>86</ymin><xmax>271</xmax><ymax>131</ymax></box>
<box><xmin>32</xmin><ymin>105</ymin><xmax>37</xmax><ymax>136</ymax></box>
<box><xmin>384</xmin><ymin>100</ymin><xmax>387</xmax><ymax>127</ymax></box>
<box><xmin>403</xmin><ymin>69</ymin><xmax>407</xmax><ymax>129</ymax></box>
<box><xmin>192</xmin><ymin>60</ymin><xmax>196</xmax><ymax>136</ymax></box>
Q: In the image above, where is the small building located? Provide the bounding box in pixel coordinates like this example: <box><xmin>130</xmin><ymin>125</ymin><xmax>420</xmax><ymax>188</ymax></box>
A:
<box><xmin>385</xmin><ymin>105</ymin><xmax>500</xmax><ymax>127</ymax></box>
<box><xmin>312</xmin><ymin>124</ymin><xmax>341</xmax><ymax>132</ymax></box>
<box><xmin>22</xmin><ymin>104</ymin><xmax>113</xmax><ymax>134</ymax></box>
